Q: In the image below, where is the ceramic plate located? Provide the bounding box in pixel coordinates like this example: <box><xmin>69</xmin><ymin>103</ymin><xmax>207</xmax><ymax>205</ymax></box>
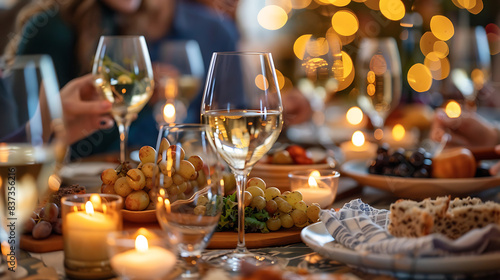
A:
<box><xmin>341</xmin><ymin>160</ymin><xmax>500</xmax><ymax>199</ymax></box>
<box><xmin>301</xmin><ymin>222</ymin><xmax>500</xmax><ymax>277</ymax></box>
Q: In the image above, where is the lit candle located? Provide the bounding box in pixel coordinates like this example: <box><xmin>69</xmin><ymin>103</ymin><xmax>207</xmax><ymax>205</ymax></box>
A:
<box><xmin>340</xmin><ymin>130</ymin><xmax>377</xmax><ymax>162</ymax></box>
<box><xmin>64</xmin><ymin>200</ymin><xmax>119</xmax><ymax>262</ymax></box>
<box><xmin>291</xmin><ymin>170</ymin><xmax>338</xmax><ymax>209</ymax></box>
<box><xmin>384</xmin><ymin>124</ymin><xmax>418</xmax><ymax>149</ymax></box>
<box><xmin>110</xmin><ymin>234</ymin><xmax>176</xmax><ymax>279</ymax></box>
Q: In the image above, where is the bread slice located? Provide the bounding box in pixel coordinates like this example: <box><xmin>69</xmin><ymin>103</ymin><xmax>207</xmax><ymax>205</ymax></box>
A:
<box><xmin>388</xmin><ymin>196</ymin><xmax>500</xmax><ymax>239</ymax></box>
<box><xmin>388</xmin><ymin>196</ymin><xmax>449</xmax><ymax>238</ymax></box>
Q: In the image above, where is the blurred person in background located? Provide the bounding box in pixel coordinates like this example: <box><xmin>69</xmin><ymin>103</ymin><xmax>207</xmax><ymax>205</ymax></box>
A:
<box><xmin>4</xmin><ymin>0</ymin><xmax>239</xmax><ymax>160</ymax></box>
<box><xmin>430</xmin><ymin>108</ymin><xmax>500</xmax><ymax>175</ymax></box>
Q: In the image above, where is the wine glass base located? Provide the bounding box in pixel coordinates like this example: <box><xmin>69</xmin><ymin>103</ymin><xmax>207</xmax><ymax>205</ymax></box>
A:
<box><xmin>205</xmin><ymin>250</ymin><xmax>284</xmax><ymax>273</ymax></box>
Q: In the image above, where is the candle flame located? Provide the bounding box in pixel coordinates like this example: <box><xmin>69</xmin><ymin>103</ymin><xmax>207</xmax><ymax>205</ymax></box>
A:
<box><xmin>308</xmin><ymin>176</ymin><xmax>319</xmax><ymax>188</ymax></box>
<box><xmin>90</xmin><ymin>194</ymin><xmax>101</xmax><ymax>210</ymax></box>
<box><xmin>164</xmin><ymin>199</ymin><xmax>171</xmax><ymax>214</ymax></box>
<box><xmin>346</xmin><ymin>107</ymin><xmax>363</xmax><ymax>125</ymax></box>
<box><xmin>445</xmin><ymin>100</ymin><xmax>461</xmax><ymax>118</ymax></box>
<box><xmin>351</xmin><ymin>131</ymin><xmax>365</xmax><ymax>147</ymax></box>
<box><xmin>163</xmin><ymin>103</ymin><xmax>176</xmax><ymax>123</ymax></box>
<box><xmin>135</xmin><ymin>235</ymin><xmax>148</xmax><ymax>253</ymax></box>
<box><xmin>392</xmin><ymin>124</ymin><xmax>406</xmax><ymax>141</ymax></box>
<box><xmin>85</xmin><ymin>201</ymin><xmax>94</xmax><ymax>215</ymax></box>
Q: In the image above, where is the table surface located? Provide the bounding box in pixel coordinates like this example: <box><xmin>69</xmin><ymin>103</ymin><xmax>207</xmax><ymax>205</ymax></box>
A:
<box><xmin>11</xmin><ymin>176</ymin><xmax>500</xmax><ymax>280</ymax></box>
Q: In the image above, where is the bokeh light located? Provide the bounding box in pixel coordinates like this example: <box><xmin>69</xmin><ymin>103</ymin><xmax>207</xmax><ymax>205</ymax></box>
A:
<box><xmin>294</xmin><ymin>34</ymin><xmax>313</xmax><ymax>59</ymax></box>
<box><xmin>275</xmin><ymin>69</ymin><xmax>286</xmax><ymax>90</ymax></box>
<box><xmin>291</xmin><ymin>0</ymin><xmax>312</xmax><ymax>9</ymax></box>
<box><xmin>458</xmin><ymin>0</ymin><xmax>476</xmax><ymax>9</ymax></box>
<box><xmin>331</xmin><ymin>10</ymin><xmax>359</xmax><ymax>36</ymax></box>
<box><xmin>445</xmin><ymin>100</ymin><xmax>461</xmax><ymax>118</ymax></box>
<box><xmin>255</xmin><ymin>74</ymin><xmax>270</xmax><ymax>90</ymax></box>
<box><xmin>471</xmin><ymin>68</ymin><xmax>485</xmax><ymax>90</ymax></box>
<box><xmin>267</xmin><ymin>0</ymin><xmax>293</xmax><ymax>14</ymax></box>
<box><xmin>379</xmin><ymin>0</ymin><xmax>405</xmax><ymax>21</ymax></box>
<box><xmin>337</xmin><ymin>51</ymin><xmax>355</xmax><ymax>91</ymax></box>
<box><xmin>331</xmin><ymin>0</ymin><xmax>351</xmax><ymax>7</ymax></box>
<box><xmin>367</xmin><ymin>71</ymin><xmax>376</xmax><ymax>84</ymax></box>
<box><xmin>306</xmin><ymin>37</ymin><xmax>329</xmax><ymax>56</ymax></box>
<box><xmin>346</xmin><ymin>106</ymin><xmax>363</xmax><ymax>125</ymax></box>
<box><xmin>369</xmin><ymin>54</ymin><xmax>387</xmax><ymax>75</ymax></box>
<box><xmin>467</xmin><ymin>0</ymin><xmax>483</xmax><ymax>14</ymax></box>
<box><xmin>433</xmin><ymin>41</ymin><xmax>449</xmax><ymax>58</ymax></box>
<box><xmin>430</xmin><ymin>15</ymin><xmax>454</xmax><ymax>41</ymax></box>
<box><xmin>352</xmin><ymin>131</ymin><xmax>366</xmax><ymax>147</ymax></box>
<box><xmin>326</xmin><ymin>27</ymin><xmax>355</xmax><ymax>45</ymax></box>
<box><xmin>407</xmin><ymin>63</ymin><xmax>433</xmax><ymax>92</ymax></box>
<box><xmin>374</xmin><ymin>128</ymin><xmax>384</xmax><ymax>140</ymax></box>
<box><xmin>486</xmin><ymin>23</ymin><xmax>500</xmax><ymax>55</ymax></box>
<box><xmin>392</xmin><ymin>124</ymin><xmax>406</xmax><ymax>141</ymax></box>
<box><xmin>424</xmin><ymin>54</ymin><xmax>450</xmax><ymax>80</ymax></box>
<box><xmin>420</xmin><ymin>31</ymin><xmax>439</xmax><ymax>56</ymax></box>
<box><xmin>364</xmin><ymin>0</ymin><xmax>380</xmax><ymax>10</ymax></box>
<box><xmin>258</xmin><ymin>5</ymin><xmax>288</xmax><ymax>30</ymax></box>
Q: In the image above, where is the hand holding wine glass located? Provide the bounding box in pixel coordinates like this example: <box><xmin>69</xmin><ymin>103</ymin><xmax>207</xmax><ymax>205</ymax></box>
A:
<box><xmin>92</xmin><ymin>36</ymin><xmax>154</xmax><ymax>162</ymax></box>
<box><xmin>201</xmin><ymin>52</ymin><xmax>283</xmax><ymax>271</ymax></box>
<box><xmin>356</xmin><ymin>37</ymin><xmax>402</xmax><ymax>140</ymax></box>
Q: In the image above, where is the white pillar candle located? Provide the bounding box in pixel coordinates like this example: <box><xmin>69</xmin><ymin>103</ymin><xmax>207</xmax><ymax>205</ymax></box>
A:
<box><xmin>63</xmin><ymin>201</ymin><xmax>119</xmax><ymax>262</ymax></box>
<box><xmin>110</xmin><ymin>235</ymin><xmax>176</xmax><ymax>279</ymax></box>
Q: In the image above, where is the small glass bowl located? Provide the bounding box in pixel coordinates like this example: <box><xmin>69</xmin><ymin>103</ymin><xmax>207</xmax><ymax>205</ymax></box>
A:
<box><xmin>288</xmin><ymin>169</ymin><xmax>339</xmax><ymax>208</ymax></box>
<box><xmin>107</xmin><ymin>228</ymin><xmax>178</xmax><ymax>280</ymax></box>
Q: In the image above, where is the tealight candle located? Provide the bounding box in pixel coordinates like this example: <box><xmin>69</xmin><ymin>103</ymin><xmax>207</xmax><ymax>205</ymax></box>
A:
<box><xmin>383</xmin><ymin>124</ymin><xmax>419</xmax><ymax>149</ymax></box>
<box><xmin>340</xmin><ymin>130</ymin><xmax>377</xmax><ymax>162</ymax></box>
<box><xmin>107</xmin><ymin>228</ymin><xmax>177</xmax><ymax>280</ymax></box>
<box><xmin>62</xmin><ymin>193</ymin><xmax>122</xmax><ymax>279</ymax></box>
<box><xmin>289</xmin><ymin>170</ymin><xmax>339</xmax><ymax>208</ymax></box>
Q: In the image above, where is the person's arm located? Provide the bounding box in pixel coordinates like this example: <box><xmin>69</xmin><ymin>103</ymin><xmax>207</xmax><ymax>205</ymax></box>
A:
<box><xmin>430</xmin><ymin>108</ymin><xmax>500</xmax><ymax>147</ymax></box>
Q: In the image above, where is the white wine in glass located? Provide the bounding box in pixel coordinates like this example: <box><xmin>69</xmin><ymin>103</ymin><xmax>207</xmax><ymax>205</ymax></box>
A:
<box><xmin>0</xmin><ymin>55</ymin><xmax>66</xmax><ymax>276</ymax></box>
<box><xmin>356</xmin><ymin>37</ymin><xmax>401</xmax><ymax>138</ymax></box>
<box><xmin>201</xmin><ymin>52</ymin><xmax>283</xmax><ymax>271</ymax></box>
<box><xmin>93</xmin><ymin>36</ymin><xmax>154</xmax><ymax>162</ymax></box>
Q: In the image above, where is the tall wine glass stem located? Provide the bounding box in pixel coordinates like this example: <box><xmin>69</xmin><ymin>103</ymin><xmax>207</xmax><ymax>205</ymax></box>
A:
<box><xmin>234</xmin><ymin>172</ymin><xmax>248</xmax><ymax>254</ymax></box>
<box><xmin>116</xmin><ymin>120</ymin><xmax>131</xmax><ymax>163</ymax></box>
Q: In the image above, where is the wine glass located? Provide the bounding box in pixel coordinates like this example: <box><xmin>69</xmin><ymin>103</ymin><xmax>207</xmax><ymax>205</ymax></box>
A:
<box><xmin>153</xmin><ymin>40</ymin><xmax>204</xmax><ymax>125</ymax></box>
<box><xmin>450</xmin><ymin>26</ymin><xmax>491</xmax><ymax>111</ymax></box>
<box><xmin>92</xmin><ymin>36</ymin><xmax>154</xmax><ymax>162</ymax></box>
<box><xmin>201</xmin><ymin>52</ymin><xmax>283</xmax><ymax>271</ymax></box>
<box><xmin>0</xmin><ymin>55</ymin><xmax>66</xmax><ymax>276</ymax></box>
<box><xmin>154</xmin><ymin>124</ymin><xmax>224</xmax><ymax>279</ymax></box>
<box><xmin>356</xmin><ymin>37</ymin><xmax>402</xmax><ymax>140</ymax></box>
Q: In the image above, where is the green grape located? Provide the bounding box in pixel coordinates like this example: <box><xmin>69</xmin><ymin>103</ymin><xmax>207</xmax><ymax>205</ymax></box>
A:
<box><xmin>293</xmin><ymin>201</ymin><xmax>307</xmax><ymax>212</ymax></box>
<box><xmin>290</xmin><ymin>209</ymin><xmax>308</xmax><ymax>226</ymax></box>
<box><xmin>266</xmin><ymin>217</ymin><xmax>282</xmax><ymax>231</ymax></box>
<box><xmin>285</xmin><ymin>191</ymin><xmax>303</xmax><ymax>206</ymax></box>
<box><xmin>279</xmin><ymin>213</ymin><xmax>294</xmax><ymax>228</ymax></box>
<box><xmin>306</xmin><ymin>204</ymin><xmax>321</xmax><ymax>222</ymax></box>
<box><xmin>250</xmin><ymin>196</ymin><xmax>266</xmax><ymax>210</ymax></box>
<box><xmin>246</xmin><ymin>186</ymin><xmax>264</xmax><ymax>199</ymax></box>
<box><xmin>264</xmin><ymin>187</ymin><xmax>281</xmax><ymax>201</ymax></box>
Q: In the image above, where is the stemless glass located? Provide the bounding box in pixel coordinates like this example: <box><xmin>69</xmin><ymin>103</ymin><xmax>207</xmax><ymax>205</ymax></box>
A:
<box><xmin>0</xmin><ymin>55</ymin><xmax>66</xmax><ymax>276</ymax></box>
<box><xmin>92</xmin><ymin>36</ymin><xmax>154</xmax><ymax>162</ymax></box>
<box><xmin>154</xmin><ymin>124</ymin><xmax>224</xmax><ymax>279</ymax></box>
<box><xmin>356</xmin><ymin>37</ymin><xmax>402</xmax><ymax>139</ymax></box>
<box><xmin>201</xmin><ymin>52</ymin><xmax>283</xmax><ymax>271</ymax></box>
<box><xmin>153</xmin><ymin>40</ymin><xmax>205</xmax><ymax>125</ymax></box>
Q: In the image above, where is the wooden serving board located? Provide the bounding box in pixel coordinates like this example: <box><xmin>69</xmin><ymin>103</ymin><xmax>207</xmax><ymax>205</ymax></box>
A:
<box><xmin>20</xmin><ymin>221</ymin><xmax>302</xmax><ymax>253</ymax></box>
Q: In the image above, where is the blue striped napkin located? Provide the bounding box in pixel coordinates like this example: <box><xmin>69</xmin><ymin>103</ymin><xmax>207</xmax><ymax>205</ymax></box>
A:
<box><xmin>320</xmin><ymin>199</ymin><xmax>500</xmax><ymax>256</ymax></box>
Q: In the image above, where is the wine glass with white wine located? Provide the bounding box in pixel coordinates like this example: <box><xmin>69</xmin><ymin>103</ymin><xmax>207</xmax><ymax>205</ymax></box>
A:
<box><xmin>93</xmin><ymin>36</ymin><xmax>154</xmax><ymax>162</ymax></box>
<box><xmin>201</xmin><ymin>52</ymin><xmax>283</xmax><ymax>271</ymax></box>
<box><xmin>0</xmin><ymin>55</ymin><xmax>66</xmax><ymax>277</ymax></box>
<box><xmin>356</xmin><ymin>37</ymin><xmax>402</xmax><ymax>140</ymax></box>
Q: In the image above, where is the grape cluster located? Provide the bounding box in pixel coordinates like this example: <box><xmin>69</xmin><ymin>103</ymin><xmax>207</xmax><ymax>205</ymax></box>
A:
<box><xmin>25</xmin><ymin>203</ymin><xmax>62</xmax><ymax>240</ymax></box>
<box><xmin>242</xmin><ymin>177</ymin><xmax>321</xmax><ymax>231</ymax></box>
<box><xmin>101</xmin><ymin>138</ymin><xmax>214</xmax><ymax>211</ymax></box>
<box><xmin>101</xmin><ymin>145</ymin><xmax>158</xmax><ymax>211</ymax></box>
<box><xmin>368</xmin><ymin>144</ymin><xmax>432</xmax><ymax>178</ymax></box>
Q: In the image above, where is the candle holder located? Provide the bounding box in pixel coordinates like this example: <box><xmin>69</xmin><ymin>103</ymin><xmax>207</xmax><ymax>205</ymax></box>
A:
<box><xmin>61</xmin><ymin>193</ymin><xmax>123</xmax><ymax>279</ymax></box>
<box><xmin>107</xmin><ymin>228</ymin><xmax>178</xmax><ymax>280</ymax></box>
<box><xmin>288</xmin><ymin>169</ymin><xmax>339</xmax><ymax>208</ymax></box>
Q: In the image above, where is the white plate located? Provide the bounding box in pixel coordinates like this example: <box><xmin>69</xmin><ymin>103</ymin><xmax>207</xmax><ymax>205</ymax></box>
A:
<box><xmin>341</xmin><ymin>160</ymin><xmax>500</xmax><ymax>199</ymax></box>
<box><xmin>60</xmin><ymin>162</ymin><xmax>118</xmax><ymax>193</ymax></box>
<box><xmin>301</xmin><ymin>222</ymin><xmax>500</xmax><ymax>277</ymax></box>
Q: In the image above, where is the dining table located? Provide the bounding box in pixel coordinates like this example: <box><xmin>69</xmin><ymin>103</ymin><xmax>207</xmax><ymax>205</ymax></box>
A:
<box><xmin>12</xmin><ymin>169</ymin><xmax>500</xmax><ymax>280</ymax></box>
